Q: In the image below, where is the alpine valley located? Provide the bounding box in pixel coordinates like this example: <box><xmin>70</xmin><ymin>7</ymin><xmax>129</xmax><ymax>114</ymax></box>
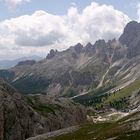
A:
<box><xmin>0</xmin><ymin>21</ymin><xmax>140</xmax><ymax>140</ymax></box>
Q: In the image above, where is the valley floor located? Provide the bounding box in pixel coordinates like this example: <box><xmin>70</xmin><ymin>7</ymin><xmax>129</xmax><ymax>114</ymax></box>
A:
<box><xmin>27</xmin><ymin>123</ymin><xmax>140</xmax><ymax>140</ymax></box>
<box><xmin>26</xmin><ymin>110</ymin><xmax>140</xmax><ymax>140</ymax></box>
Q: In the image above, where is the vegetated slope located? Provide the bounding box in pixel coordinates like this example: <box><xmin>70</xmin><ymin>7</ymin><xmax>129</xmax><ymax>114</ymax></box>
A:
<box><xmin>26</xmin><ymin>109</ymin><xmax>140</xmax><ymax>140</ymax></box>
<box><xmin>0</xmin><ymin>79</ymin><xmax>86</xmax><ymax>140</ymax></box>
<box><xmin>74</xmin><ymin>78</ymin><xmax>140</xmax><ymax>112</ymax></box>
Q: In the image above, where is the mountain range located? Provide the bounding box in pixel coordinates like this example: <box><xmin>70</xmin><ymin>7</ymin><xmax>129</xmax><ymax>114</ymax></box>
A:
<box><xmin>0</xmin><ymin>56</ymin><xmax>42</xmax><ymax>69</ymax></box>
<box><xmin>0</xmin><ymin>21</ymin><xmax>140</xmax><ymax>140</ymax></box>
<box><xmin>0</xmin><ymin>21</ymin><xmax>140</xmax><ymax>96</ymax></box>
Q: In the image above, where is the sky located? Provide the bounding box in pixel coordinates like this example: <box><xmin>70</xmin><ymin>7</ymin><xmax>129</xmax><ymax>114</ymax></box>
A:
<box><xmin>0</xmin><ymin>0</ymin><xmax>140</xmax><ymax>60</ymax></box>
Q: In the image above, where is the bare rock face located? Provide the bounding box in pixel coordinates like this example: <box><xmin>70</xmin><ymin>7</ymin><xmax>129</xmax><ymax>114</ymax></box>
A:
<box><xmin>74</xmin><ymin>43</ymin><xmax>83</xmax><ymax>54</ymax></box>
<box><xmin>119</xmin><ymin>21</ymin><xmax>140</xmax><ymax>58</ymax></box>
<box><xmin>0</xmin><ymin>79</ymin><xmax>86</xmax><ymax>140</ymax></box>
<box><xmin>0</xmin><ymin>79</ymin><xmax>44</xmax><ymax>140</ymax></box>
<box><xmin>46</xmin><ymin>49</ymin><xmax>58</xmax><ymax>59</ymax></box>
<box><xmin>119</xmin><ymin>21</ymin><xmax>140</xmax><ymax>47</ymax></box>
<box><xmin>24</xmin><ymin>95</ymin><xmax>87</xmax><ymax>132</ymax></box>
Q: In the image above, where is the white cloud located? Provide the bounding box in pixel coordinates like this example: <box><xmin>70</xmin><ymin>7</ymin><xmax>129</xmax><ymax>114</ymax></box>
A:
<box><xmin>0</xmin><ymin>2</ymin><xmax>130</xmax><ymax>59</ymax></box>
<box><xmin>66</xmin><ymin>2</ymin><xmax>130</xmax><ymax>44</ymax></box>
<box><xmin>5</xmin><ymin>0</ymin><xmax>31</xmax><ymax>9</ymax></box>
<box><xmin>137</xmin><ymin>3</ymin><xmax>140</xmax><ymax>21</ymax></box>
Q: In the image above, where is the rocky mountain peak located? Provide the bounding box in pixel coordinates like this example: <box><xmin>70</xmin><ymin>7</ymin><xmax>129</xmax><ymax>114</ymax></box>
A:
<box><xmin>119</xmin><ymin>21</ymin><xmax>140</xmax><ymax>58</ymax></box>
<box><xmin>94</xmin><ymin>39</ymin><xmax>106</xmax><ymax>48</ymax></box>
<box><xmin>84</xmin><ymin>42</ymin><xmax>95</xmax><ymax>55</ymax></box>
<box><xmin>93</xmin><ymin>39</ymin><xmax>107</xmax><ymax>57</ymax></box>
<box><xmin>119</xmin><ymin>21</ymin><xmax>140</xmax><ymax>47</ymax></box>
<box><xmin>85</xmin><ymin>42</ymin><xmax>93</xmax><ymax>50</ymax></box>
<box><xmin>85</xmin><ymin>42</ymin><xmax>93</xmax><ymax>48</ymax></box>
<box><xmin>46</xmin><ymin>49</ymin><xmax>58</xmax><ymax>59</ymax></box>
<box><xmin>73</xmin><ymin>43</ymin><xmax>83</xmax><ymax>53</ymax></box>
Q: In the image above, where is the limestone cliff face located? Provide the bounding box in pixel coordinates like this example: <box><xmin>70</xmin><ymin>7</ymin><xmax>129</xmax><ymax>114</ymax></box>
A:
<box><xmin>119</xmin><ymin>21</ymin><xmax>140</xmax><ymax>58</ymax></box>
<box><xmin>0</xmin><ymin>79</ymin><xmax>86</xmax><ymax>140</ymax></box>
<box><xmin>0</xmin><ymin>79</ymin><xmax>42</xmax><ymax>140</ymax></box>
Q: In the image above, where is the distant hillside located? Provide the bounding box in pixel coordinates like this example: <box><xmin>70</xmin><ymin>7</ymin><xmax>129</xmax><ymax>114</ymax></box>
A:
<box><xmin>0</xmin><ymin>56</ymin><xmax>42</xmax><ymax>69</ymax></box>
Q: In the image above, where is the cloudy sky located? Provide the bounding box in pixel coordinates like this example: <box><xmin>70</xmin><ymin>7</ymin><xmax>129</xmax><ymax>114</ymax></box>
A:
<box><xmin>0</xmin><ymin>0</ymin><xmax>139</xmax><ymax>60</ymax></box>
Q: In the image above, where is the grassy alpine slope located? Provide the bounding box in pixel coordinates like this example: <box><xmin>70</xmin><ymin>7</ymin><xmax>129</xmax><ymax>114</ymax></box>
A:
<box><xmin>49</xmin><ymin>110</ymin><xmax>140</xmax><ymax>140</ymax></box>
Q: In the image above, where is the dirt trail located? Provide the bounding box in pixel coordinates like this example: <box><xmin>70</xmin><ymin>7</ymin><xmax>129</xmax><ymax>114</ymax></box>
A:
<box><xmin>70</xmin><ymin>91</ymin><xmax>89</xmax><ymax>99</ymax></box>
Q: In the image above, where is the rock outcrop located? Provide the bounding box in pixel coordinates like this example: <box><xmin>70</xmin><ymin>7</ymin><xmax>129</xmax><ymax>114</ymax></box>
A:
<box><xmin>0</xmin><ymin>79</ymin><xmax>86</xmax><ymax>140</ymax></box>
<box><xmin>119</xmin><ymin>21</ymin><xmax>140</xmax><ymax>58</ymax></box>
<box><xmin>46</xmin><ymin>49</ymin><xmax>58</xmax><ymax>59</ymax></box>
<box><xmin>0</xmin><ymin>79</ymin><xmax>43</xmax><ymax>140</ymax></box>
